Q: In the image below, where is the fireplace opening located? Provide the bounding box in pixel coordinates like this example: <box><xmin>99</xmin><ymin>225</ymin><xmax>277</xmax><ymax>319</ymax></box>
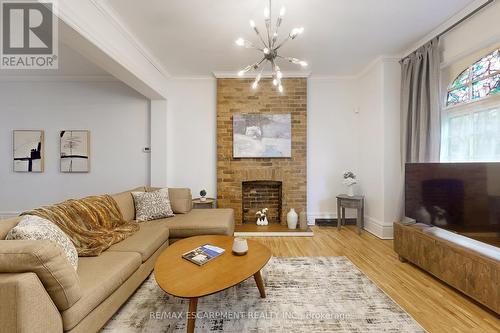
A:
<box><xmin>242</xmin><ymin>181</ymin><xmax>282</xmax><ymax>224</ymax></box>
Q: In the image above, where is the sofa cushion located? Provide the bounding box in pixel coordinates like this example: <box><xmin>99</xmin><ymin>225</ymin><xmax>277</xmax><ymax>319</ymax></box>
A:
<box><xmin>107</xmin><ymin>224</ymin><xmax>169</xmax><ymax>262</ymax></box>
<box><xmin>61</xmin><ymin>251</ymin><xmax>141</xmax><ymax>330</ymax></box>
<box><xmin>0</xmin><ymin>217</ymin><xmax>22</xmax><ymax>240</ymax></box>
<box><xmin>147</xmin><ymin>187</ymin><xmax>193</xmax><ymax>214</ymax></box>
<box><xmin>111</xmin><ymin>186</ymin><xmax>146</xmax><ymax>221</ymax></box>
<box><xmin>143</xmin><ymin>208</ymin><xmax>234</xmax><ymax>238</ymax></box>
<box><xmin>6</xmin><ymin>215</ymin><xmax>79</xmax><ymax>270</ymax></box>
<box><xmin>0</xmin><ymin>240</ymin><xmax>82</xmax><ymax>311</ymax></box>
<box><xmin>169</xmin><ymin>188</ymin><xmax>193</xmax><ymax>214</ymax></box>
<box><xmin>132</xmin><ymin>189</ymin><xmax>174</xmax><ymax>222</ymax></box>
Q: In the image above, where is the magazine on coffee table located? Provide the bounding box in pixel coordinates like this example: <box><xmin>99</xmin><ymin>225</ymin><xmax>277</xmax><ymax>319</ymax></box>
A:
<box><xmin>182</xmin><ymin>244</ymin><xmax>225</xmax><ymax>266</ymax></box>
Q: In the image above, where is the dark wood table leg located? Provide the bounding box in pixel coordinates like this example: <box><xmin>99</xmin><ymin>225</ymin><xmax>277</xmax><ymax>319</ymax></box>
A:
<box><xmin>337</xmin><ymin>198</ymin><xmax>341</xmax><ymax>230</ymax></box>
<box><xmin>341</xmin><ymin>207</ymin><xmax>345</xmax><ymax>227</ymax></box>
<box><xmin>253</xmin><ymin>270</ymin><xmax>266</xmax><ymax>298</ymax></box>
<box><xmin>187</xmin><ymin>297</ymin><xmax>198</xmax><ymax>333</ymax></box>
<box><xmin>357</xmin><ymin>206</ymin><xmax>362</xmax><ymax>235</ymax></box>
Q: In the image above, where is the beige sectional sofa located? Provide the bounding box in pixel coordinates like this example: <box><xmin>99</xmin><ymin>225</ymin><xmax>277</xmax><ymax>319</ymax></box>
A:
<box><xmin>0</xmin><ymin>186</ymin><xmax>234</xmax><ymax>333</ymax></box>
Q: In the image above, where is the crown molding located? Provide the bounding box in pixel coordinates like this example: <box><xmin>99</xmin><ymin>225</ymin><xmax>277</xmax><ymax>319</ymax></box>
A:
<box><xmin>0</xmin><ymin>75</ymin><xmax>117</xmax><ymax>82</ymax></box>
<box><xmin>89</xmin><ymin>0</ymin><xmax>171</xmax><ymax>79</ymax></box>
<box><xmin>212</xmin><ymin>71</ymin><xmax>311</xmax><ymax>79</ymax></box>
<box><xmin>355</xmin><ymin>55</ymin><xmax>401</xmax><ymax>79</ymax></box>
<box><xmin>401</xmin><ymin>0</ymin><xmax>492</xmax><ymax>58</ymax></box>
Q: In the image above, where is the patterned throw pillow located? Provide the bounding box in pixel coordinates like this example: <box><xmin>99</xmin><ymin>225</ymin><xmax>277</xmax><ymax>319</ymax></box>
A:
<box><xmin>131</xmin><ymin>188</ymin><xmax>174</xmax><ymax>222</ymax></box>
<box><xmin>6</xmin><ymin>215</ymin><xmax>78</xmax><ymax>270</ymax></box>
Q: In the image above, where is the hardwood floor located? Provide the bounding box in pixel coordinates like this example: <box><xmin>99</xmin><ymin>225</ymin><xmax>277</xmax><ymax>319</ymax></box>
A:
<box><xmin>247</xmin><ymin>226</ymin><xmax>500</xmax><ymax>333</ymax></box>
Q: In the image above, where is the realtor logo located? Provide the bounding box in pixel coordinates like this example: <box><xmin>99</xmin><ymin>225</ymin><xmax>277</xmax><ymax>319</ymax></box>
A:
<box><xmin>1</xmin><ymin>1</ymin><xmax>58</xmax><ymax>69</ymax></box>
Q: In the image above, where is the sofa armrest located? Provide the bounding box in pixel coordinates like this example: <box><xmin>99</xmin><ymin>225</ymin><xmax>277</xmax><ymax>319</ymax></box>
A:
<box><xmin>0</xmin><ymin>240</ymin><xmax>82</xmax><ymax>311</ymax></box>
<box><xmin>0</xmin><ymin>273</ymin><xmax>63</xmax><ymax>333</ymax></box>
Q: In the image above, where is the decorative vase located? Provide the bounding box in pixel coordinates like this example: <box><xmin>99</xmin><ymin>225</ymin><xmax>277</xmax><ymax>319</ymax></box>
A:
<box><xmin>200</xmin><ymin>196</ymin><xmax>207</xmax><ymax>202</ymax></box>
<box><xmin>287</xmin><ymin>208</ymin><xmax>298</xmax><ymax>229</ymax></box>
<box><xmin>299</xmin><ymin>211</ymin><xmax>308</xmax><ymax>230</ymax></box>
<box><xmin>347</xmin><ymin>185</ymin><xmax>355</xmax><ymax>197</ymax></box>
<box><xmin>257</xmin><ymin>216</ymin><xmax>268</xmax><ymax>225</ymax></box>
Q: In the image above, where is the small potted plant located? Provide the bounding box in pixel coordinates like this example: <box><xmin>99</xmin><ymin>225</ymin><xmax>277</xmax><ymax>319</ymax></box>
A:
<box><xmin>343</xmin><ymin>171</ymin><xmax>358</xmax><ymax>196</ymax></box>
<box><xmin>200</xmin><ymin>189</ymin><xmax>207</xmax><ymax>202</ymax></box>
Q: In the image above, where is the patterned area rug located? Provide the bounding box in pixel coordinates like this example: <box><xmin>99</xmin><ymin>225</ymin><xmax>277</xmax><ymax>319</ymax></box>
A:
<box><xmin>101</xmin><ymin>257</ymin><xmax>426</xmax><ymax>332</ymax></box>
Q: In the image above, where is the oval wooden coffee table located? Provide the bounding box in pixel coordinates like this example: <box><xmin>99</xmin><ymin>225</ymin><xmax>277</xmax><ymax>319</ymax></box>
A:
<box><xmin>154</xmin><ymin>235</ymin><xmax>272</xmax><ymax>333</ymax></box>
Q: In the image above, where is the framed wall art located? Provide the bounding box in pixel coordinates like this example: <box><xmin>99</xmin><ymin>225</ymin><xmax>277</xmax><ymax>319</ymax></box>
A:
<box><xmin>233</xmin><ymin>114</ymin><xmax>291</xmax><ymax>158</ymax></box>
<box><xmin>13</xmin><ymin>130</ymin><xmax>44</xmax><ymax>172</ymax></box>
<box><xmin>60</xmin><ymin>130</ymin><xmax>90</xmax><ymax>173</ymax></box>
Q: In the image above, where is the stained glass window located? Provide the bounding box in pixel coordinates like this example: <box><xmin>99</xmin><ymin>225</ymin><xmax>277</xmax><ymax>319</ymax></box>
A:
<box><xmin>446</xmin><ymin>49</ymin><xmax>500</xmax><ymax>107</ymax></box>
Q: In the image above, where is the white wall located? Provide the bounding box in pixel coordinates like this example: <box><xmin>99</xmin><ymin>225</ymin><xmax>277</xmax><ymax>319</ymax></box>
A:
<box><xmin>382</xmin><ymin>61</ymin><xmax>403</xmax><ymax>226</ymax></box>
<box><xmin>356</xmin><ymin>63</ymin><xmax>385</xmax><ymax>226</ymax></box>
<box><xmin>307</xmin><ymin>77</ymin><xmax>359</xmax><ymax>220</ymax></box>
<box><xmin>441</xmin><ymin>0</ymin><xmax>500</xmax><ymax>66</ymax></box>
<box><xmin>165</xmin><ymin>78</ymin><xmax>217</xmax><ymax>198</ymax></box>
<box><xmin>0</xmin><ymin>80</ymin><xmax>150</xmax><ymax>215</ymax></box>
<box><xmin>355</xmin><ymin>58</ymin><xmax>402</xmax><ymax>238</ymax></box>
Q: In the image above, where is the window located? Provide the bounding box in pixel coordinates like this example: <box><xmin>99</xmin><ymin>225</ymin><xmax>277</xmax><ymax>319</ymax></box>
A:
<box><xmin>441</xmin><ymin>49</ymin><xmax>500</xmax><ymax>162</ymax></box>
<box><xmin>446</xmin><ymin>49</ymin><xmax>499</xmax><ymax>106</ymax></box>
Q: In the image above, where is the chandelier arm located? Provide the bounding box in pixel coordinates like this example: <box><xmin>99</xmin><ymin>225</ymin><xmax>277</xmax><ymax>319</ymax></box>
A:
<box><xmin>272</xmin><ymin>19</ymin><xmax>282</xmax><ymax>48</ymax></box>
<box><xmin>265</xmin><ymin>20</ymin><xmax>272</xmax><ymax>48</ymax></box>
<box><xmin>266</xmin><ymin>0</ymin><xmax>272</xmax><ymax>47</ymax></box>
<box><xmin>254</xmin><ymin>28</ymin><xmax>269</xmax><ymax>49</ymax></box>
<box><xmin>274</xmin><ymin>36</ymin><xmax>291</xmax><ymax>51</ymax></box>
<box><xmin>254</xmin><ymin>57</ymin><xmax>267</xmax><ymax>70</ymax></box>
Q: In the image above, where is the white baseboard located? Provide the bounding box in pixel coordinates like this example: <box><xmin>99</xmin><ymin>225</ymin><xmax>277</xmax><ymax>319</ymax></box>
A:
<box><xmin>364</xmin><ymin>216</ymin><xmax>394</xmax><ymax>239</ymax></box>
<box><xmin>308</xmin><ymin>212</ymin><xmax>394</xmax><ymax>239</ymax></box>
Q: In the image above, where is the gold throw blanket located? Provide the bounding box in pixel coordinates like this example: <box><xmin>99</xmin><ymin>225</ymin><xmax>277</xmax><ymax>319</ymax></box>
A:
<box><xmin>22</xmin><ymin>195</ymin><xmax>139</xmax><ymax>257</ymax></box>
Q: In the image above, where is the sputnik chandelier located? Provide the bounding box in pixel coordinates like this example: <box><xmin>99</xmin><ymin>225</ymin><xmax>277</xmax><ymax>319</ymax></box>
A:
<box><xmin>235</xmin><ymin>0</ymin><xmax>308</xmax><ymax>93</ymax></box>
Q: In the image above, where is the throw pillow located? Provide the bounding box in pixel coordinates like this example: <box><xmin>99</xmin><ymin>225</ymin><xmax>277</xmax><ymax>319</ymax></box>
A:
<box><xmin>131</xmin><ymin>188</ymin><xmax>174</xmax><ymax>222</ymax></box>
<box><xmin>6</xmin><ymin>215</ymin><xmax>79</xmax><ymax>270</ymax></box>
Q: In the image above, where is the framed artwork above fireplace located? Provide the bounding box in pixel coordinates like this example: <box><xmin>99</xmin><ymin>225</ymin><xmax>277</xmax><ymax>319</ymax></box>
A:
<box><xmin>233</xmin><ymin>113</ymin><xmax>291</xmax><ymax>158</ymax></box>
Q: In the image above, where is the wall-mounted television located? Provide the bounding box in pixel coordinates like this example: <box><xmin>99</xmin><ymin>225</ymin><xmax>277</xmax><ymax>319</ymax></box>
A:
<box><xmin>405</xmin><ymin>163</ymin><xmax>500</xmax><ymax>247</ymax></box>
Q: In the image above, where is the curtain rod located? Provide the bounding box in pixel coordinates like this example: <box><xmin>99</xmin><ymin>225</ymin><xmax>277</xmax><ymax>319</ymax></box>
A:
<box><xmin>404</xmin><ymin>0</ymin><xmax>495</xmax><ymax>58</ymax></box>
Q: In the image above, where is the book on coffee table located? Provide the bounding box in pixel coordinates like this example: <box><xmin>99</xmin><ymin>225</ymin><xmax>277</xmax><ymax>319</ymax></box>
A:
<box><xmin>182</xmin><ymin>244</ymin><xmax>225</xmax><ymax>266</ymax></box>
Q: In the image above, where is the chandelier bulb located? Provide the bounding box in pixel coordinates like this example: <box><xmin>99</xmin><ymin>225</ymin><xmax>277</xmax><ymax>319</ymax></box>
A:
<box><xmin>273</xmin><ymin>79</ymin><xmax>278</xmax><ymax>86</ymax></box>
<box><xmin>264</xmin><ymin>7</ymin><xmax>270</xmax><ymax>19</ymax></box>
<box><xmin>277</xmin><ymin>71</ymin><xmax>283</xmax><ymax>79</ymax></box>
<box><xmin>250</xmin><ymin>20</ymin><xmax>256</xmax><ymax>28</ymax></box>
<box><xmin>235</xmin><ymin>38</ymin><xmax>244</xmax><ymax>46</ymax></box>
<box><xmin>263</xmin><ymin>48</ymin><xmax>270</xmax><ymax>54</ymax></box>
<box><xmin>278</xmin><ymin>84</ymin><xmax>284</xmax><ymax>93</ymax></box>
<box><xmin>280</xmin><ymin>7</ymin><xmax>286</xmax><ymax>17</ymax></box>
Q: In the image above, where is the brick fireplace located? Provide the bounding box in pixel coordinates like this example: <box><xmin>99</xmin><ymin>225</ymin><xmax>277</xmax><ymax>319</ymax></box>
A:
<box><xmin>242</xmin><ymin>181</ymin><xmax>282</xmax><ymax>224</ymax></box>
<box><xmin>216</xmin><ymin>78</ymin><xmax>307</xmax><ymax>225</ymax></box>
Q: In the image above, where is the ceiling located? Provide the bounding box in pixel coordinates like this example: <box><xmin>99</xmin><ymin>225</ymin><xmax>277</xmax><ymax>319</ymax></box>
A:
<box><xmin>100</xmin><ymin>0</ymin><xmax>475</xmax><ymax>77</ymax></box>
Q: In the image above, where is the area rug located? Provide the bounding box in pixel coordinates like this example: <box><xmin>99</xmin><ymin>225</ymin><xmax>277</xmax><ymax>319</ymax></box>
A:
<box><xmin>101</xmin><ymin>257</ymin><xmax>426</xmax><ymax>332</ymax></box>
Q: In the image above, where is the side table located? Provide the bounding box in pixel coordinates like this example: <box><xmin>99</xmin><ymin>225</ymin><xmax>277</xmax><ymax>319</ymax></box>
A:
<box><xmin>336</xmin><ymin>194</ymin><xmax>364</xmax><ymax>234</ymax></box>
<box><xmin>192</xmin><ymin>198</ymin><xmax>217</xmax><ymax>209</ymax></box>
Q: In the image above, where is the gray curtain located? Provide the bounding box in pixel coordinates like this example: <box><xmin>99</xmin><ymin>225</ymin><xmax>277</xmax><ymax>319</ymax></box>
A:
<box><xmin>400</xmin><ymin>37</ymin><xmax>441</xmax><ymax>164</ymax></box>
